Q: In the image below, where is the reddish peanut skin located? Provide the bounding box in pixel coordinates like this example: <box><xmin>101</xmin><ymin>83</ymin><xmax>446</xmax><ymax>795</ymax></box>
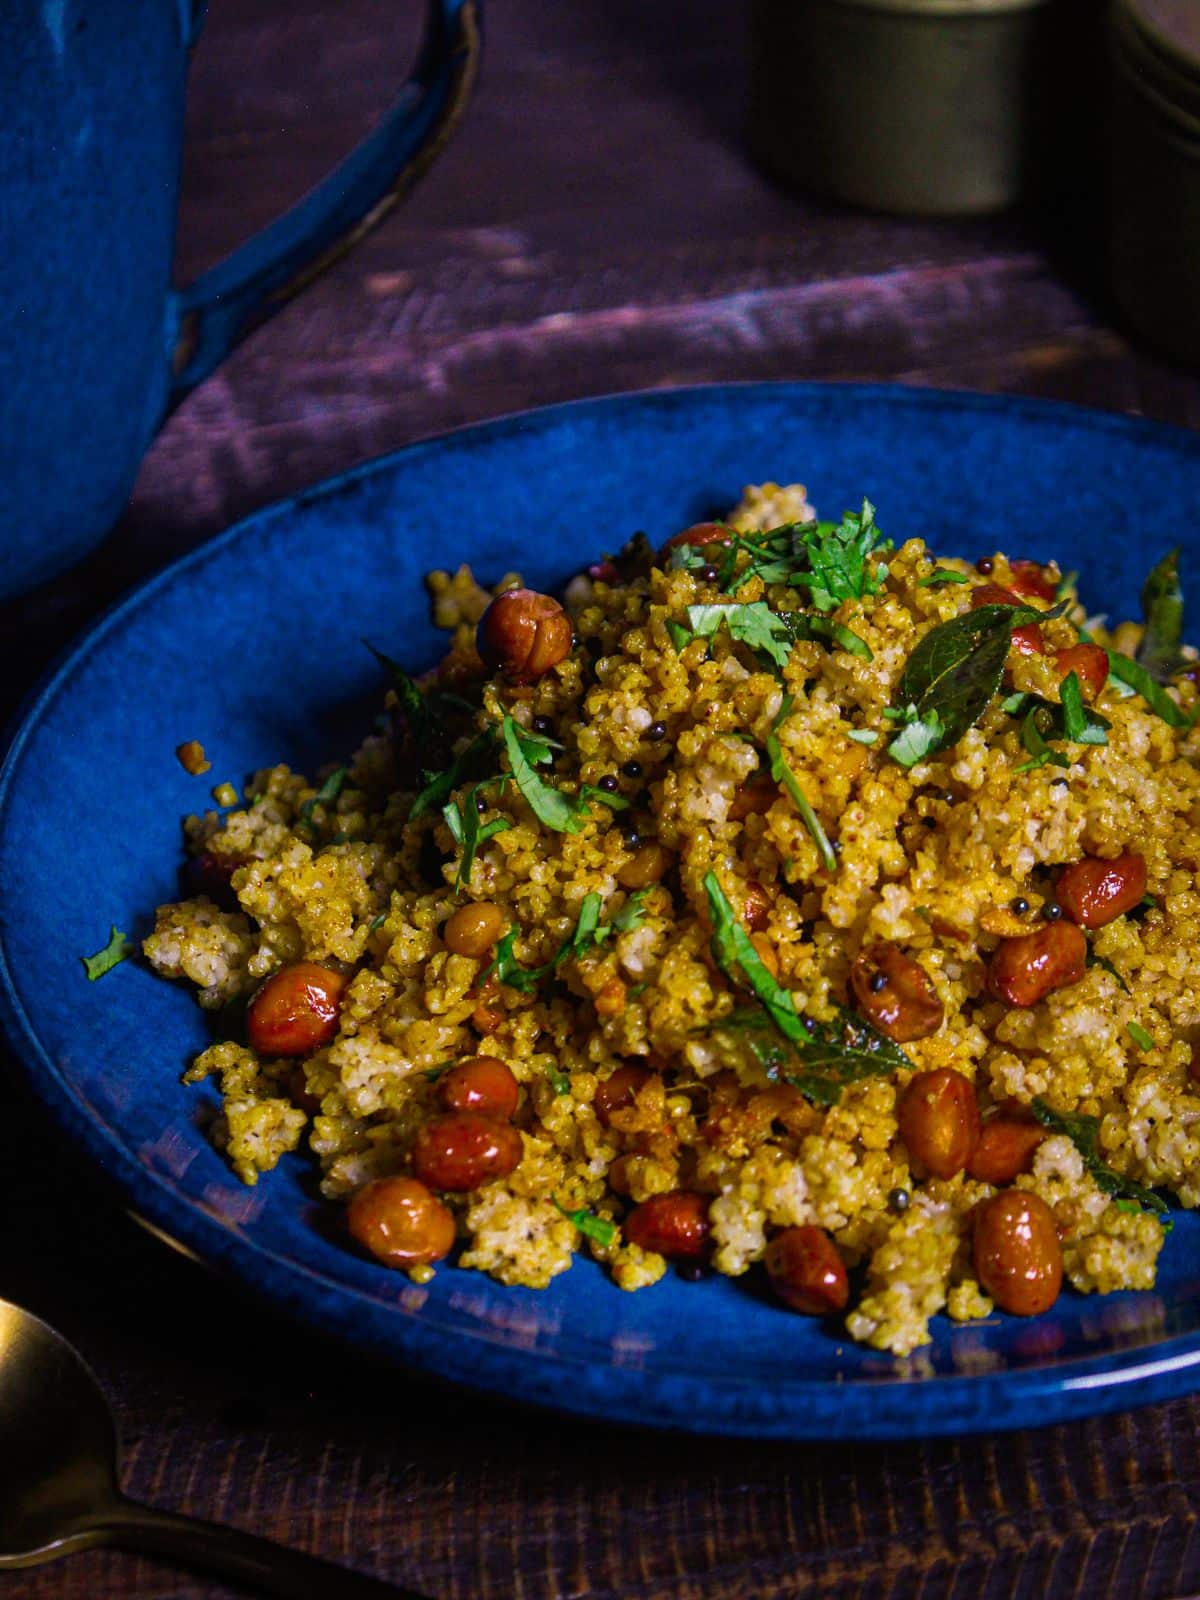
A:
<box><xmin>1056</xmin><ymin>852</ymin><xmax>1147</xmax><ymax>930</ymax></box>
<box><xmin>182</xmin><ymin>851</ymin><xmax>242</xmax><ymax>910</ymax></box>
<box><xmin>1053</xmin><ymin>642</ymin><xmax>1109</xmax><ymax>700</ymax></box>
<box><xmin>623</xmin><ymin>1190</ymin><xmax>710</xmax><ymax>1259</ymax></box>
<box><xmin>659</xmin><ymin>521</ymin><xmax>735</xmax><ymax>559</ymax></box>
<box><xmin>897</xmin><ymin>1069</ymin><xmax>981</xmax><ymax>1179</ymax></box>
<box><xmin>987</xmin><ymin>922</ymin><xmax>1088</xmax><ymax>1007</ymax></box>
<box><xmin>246</xmin><ymin>962</ymin><xmax>347</xmax><ymax>1057</ymax></box>
<box><xmin>1007</xmin><ymin>560</ymin><xmax>1059</xmax><ymax>602</ymax></box>
<box><xmin>765</xmin><ymin>1225</ymin><xmax>850</xmax><ymax>1315</ymax></box>
<box><xmin>974</xmin><ymin>1190</ymin><xmax>1063</xmax><ymax>1316</ymax></box>
<box><xmin>594</xmin><ymin>1063</ymin><xmax>651</xmax><ymax>1127</ymax></box>
<box><xmin>438</xmin><ymin>1056</ymin><xmax>520</xmax><ymax>1121</ymax></box>
<box><xmin>477</xmin><ymin>588</ymin><xmax>573</xmax><ymax>684</ymax></box>
<box><xmin>971</xmin><ymin>582</ymin><xmax>1044</xmax><ymax>657</ymax></box>
<box><xmin>412</xmin><ymin>1113</ymin><xmax>523</xmax><ymax>1192</ymax></box>
<box><xmin>850</xmin><ymin>943</ymin><xmax>944</xmax><ymax>1043</ymax></box>
<box><xmin>967</xmin><ymin>1118</ymin><xmax>1046</xmax><ymax>1185</ymax></box>
<box><xmin>728</xmin><ymin>775</ymin><xmax>777</xmax><ymax>821</ymax></box>
<box><xmin>742</xmin><ymin>880</ymin><xmax>772</xmax><ymax>933</ymax></box>
<box><xmin>1190</xmin><ymin>1044</ymin><xmax>1200</xmax><ymax>1087</ymax></box>
<box><xmin>347</xmin><ymin>1177</ymin><xmax>456</xmax><ymax>1269</ymax></box>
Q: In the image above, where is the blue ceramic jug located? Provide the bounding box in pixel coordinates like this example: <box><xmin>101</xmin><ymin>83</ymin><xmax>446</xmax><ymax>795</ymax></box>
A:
<box><xmin>0</xmin><ymin>0</ymin><xmax>481</xmax><ymax>597</ymax></box>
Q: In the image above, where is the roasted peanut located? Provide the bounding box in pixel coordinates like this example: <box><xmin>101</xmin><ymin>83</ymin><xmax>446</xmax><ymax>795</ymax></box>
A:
<box><xmin>594</xmin><ymin>977</ymin><xmax>627</xmax><ymax>1018</ymax></box>
<box><xmin>850</xmin><ymin>943</ymin><xmax>944</xmax><ymax>1043</ymax></box>
<box><xmin>443</xmin><ymin>902</ymin><xmax>506</xmax><ymax>958</ymax></box>
<box><xmin>971</xmin><ymin>582</ymin><xmax>1043</xmax><ymax>657</ymax></box>
<box><xmin>728</xmin><ymin>775</ymin><xmax>777</xmax><ymax>821</ymax></box>
<box><xmin>412</xmin><ymin>1112</ymin><xmax>523</xmax><ymax>1192</ymax></box>
<box><xmin>1052</xmin><ymin>643</ymin><xmax>1109</xmax><ymax>700</ymax></box>
<box><xmin>347</xmin><ymin>1177</ymin><xmax>456</xmax><ymax>1269</ymax></box>
<box><xmin>623</xmin><ymin>1190</ymin><xmax>710</xmax><ymax>1258</ymax></box>
<box><xmin>967</xmin><ymin>1116</ymin><xmax>1045</xmax><ymax>1185</ymax></box>
<box><xmin>594</xmin><ymin>1063</ymin><xmax>652</xmax><ymax>1127</ymax></box>
<box><xmin>897</xmin><ymin>1069</ymin><xmax>980</xmax><ymax>1179</ymax></box>
<box><xmin>764</xmin><ymin>1225</ymin><xmax>849</xmax><ymax>1316</ymax></box>
<box><xmin>742</xmin><ymin>880</ymin><xmax>771</xmax><ymax>933</ymax></box>
<box><xmin>617</xmin><ymin>840</ymin><xmax>674</xmax><ymax>889</ymax></box>
<box><xmin>246</xmin><ymin>962</ymin><xmax>347</xmax><ymax>1057</ymax></box>
<box><xmin>659</xmin><ymin>521</ymin><xmax>735</xmax><ymax>559</ymax></box>
<box><xmin>1056</xmin><ymin>851</ymin><xmax>1147</xmax><ymax>929</ymax></box>
<box><xmin>973</xmin><ymin>1190</ymin><xmax>1063</xmax><ymax>1315</ymax></box>
<box><xmin>438</xmin><ymin>1056</ymin><xmax>520</xmax><ymax>1121</ymax></box>
<box><xmin>986</xmin><ymin>922</ymin><xmax>1087</xmax><ymax>1007</ymax></box>
<box><xmin>477</xmin><ymin>588</ymin><xmax>573</xmax><ymax>683</ymax></box>
<box><xmin>1006</xmin><ymin>559</ymin><xmax>1059</xmax><ymax>602</ymax></box>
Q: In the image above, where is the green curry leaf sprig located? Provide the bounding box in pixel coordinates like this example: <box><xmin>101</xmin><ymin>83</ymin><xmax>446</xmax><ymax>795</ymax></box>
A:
<box><xmin>703</xmin><ymin>873</ymin><xmax>911</xmax><ymax>1104</ymax></box>
<box><xmin>1030</xmin><ymin>1097</ymin><xmax>1169</xmax><ymax>1218</ymax></box>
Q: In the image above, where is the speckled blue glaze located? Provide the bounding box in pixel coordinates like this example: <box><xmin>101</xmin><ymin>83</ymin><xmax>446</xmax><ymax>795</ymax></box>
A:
<box><xmin>0</xmin><ymin>0</ymin><xmax>479</xmax><ymax>598</ymax></box>
<box><xmin>5</xmin><ymin>383</ymin><xmax>1200</xmax><ymax>1440</ymax></box>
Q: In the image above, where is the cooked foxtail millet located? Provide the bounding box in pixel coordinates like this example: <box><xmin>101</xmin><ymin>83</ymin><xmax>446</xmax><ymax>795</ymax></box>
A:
<box><xmin>144</xmin><ymin>483</ymin><xmax>1200</xmax><ymax>1355</ymax></box>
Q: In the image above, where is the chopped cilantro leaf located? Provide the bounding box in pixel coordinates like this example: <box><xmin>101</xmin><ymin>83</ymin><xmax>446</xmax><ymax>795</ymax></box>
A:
<box><xmin>447</xmin><ymin>779</ymin><xmax>513</xmax><ymax>890</ymax></box>
<box><xmin>846</xmin><ymin>728</ymin><xmax>878</xmax><ymax>745</ymax></box>
<box><xmin>81</xmin><ymin>925</ymin><xmax>136</xmax><ymax>982</ymax></box>
<box><xmin>1059</xmin><ymin>672</ymin><xmax>1087</xmax><ymax>742</ymax></box>
<box><xmin>1015</xmin><ymin>708</ymin><xmax>1071</xmax><ymax>774</ymax></box>
<box><xmin>918</xmin><ymin>568</ymin><xmax>971</xmax><ymax>588</ymax></box>
<box><xmin>887</xmin><ymin>709</ymin><xmax>945</xmax><ymax>769</ymax></box>
<box><xmin>1106</xmin><ymin>650</ymin><xmax>1195</xmax><ymax>729</ymax></box>
<box><xmin>766</xmin><ymin>696</ymin><xmax>838</xmax><ymax>872</ymax></box>
<box><xmin>483</xmin><ymin>890</ymin><xmax>648</xmax><ymax>994</ymax></box>
<box><xmin>684</xmin><ymin>602</ymin><xmax>794</xmax><ymax>672</ymax></box>
<box><xmin>666</xmin><ymin>620</ymin><xmax>692</xmax><ymax>653</ymax></box>
<box><xmin>1087</xmin><ymin>951</ymin><xmax>1130</xmax><ymax>993</ymax></box>
<box><xmin>1127</xmin><ymin>1021</ymin><xmax>1156</xmax><ymax>1052</ymax></box>
<box><xmin>411</xmin><ymin>726</ymin><xmax>499</xmax><ymax>819</ymax></box>
<box><xmin>545</xmin><ymin>1061</ymin><xmax>571</xmax><ymax>1095</ymax></box>
<box><xmin>503</xmin><ymin>716</ymin><xmax>586</xmax><ymax>834</ymax></box>
<box><xmin>554</xmin><ymin>1200</ymin><xmax>617</xmax><ymax>1247</ymax></box>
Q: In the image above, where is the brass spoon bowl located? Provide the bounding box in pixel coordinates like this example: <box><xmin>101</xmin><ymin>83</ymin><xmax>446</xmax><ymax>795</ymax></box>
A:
<box><xmin>0</xmin><ymin>1297</ymin><xmax>416</xmax><ymax>1598</ymax></box>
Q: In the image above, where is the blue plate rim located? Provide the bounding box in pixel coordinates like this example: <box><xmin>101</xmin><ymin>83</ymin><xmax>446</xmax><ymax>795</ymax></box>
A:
<box><xmin>6</xmin><ymin>379</ymin><xmax>1200</xmax><ymax>1439</ymax></box>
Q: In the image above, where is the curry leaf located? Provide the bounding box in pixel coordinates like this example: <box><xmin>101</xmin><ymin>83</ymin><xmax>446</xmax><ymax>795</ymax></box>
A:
<box><xmin>886</xmin><ymin>601</ymin><xmax>1067</xmax><ymax>767</ymax></box>
<box><xmin>1030</xmin><ymin>1097</ymin><xmax>1168</xmax><ymax>1215</ymax></box>
<box><xmin>1137</xmin><ymin>548</ymin><xmax>1185</xmax><ymax>684</ymax></box>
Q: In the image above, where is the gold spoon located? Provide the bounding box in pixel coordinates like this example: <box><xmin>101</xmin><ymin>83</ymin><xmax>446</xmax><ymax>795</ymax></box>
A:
<box><xmin>0</xmin><ymin>1297</ymin><xmax>418</xmax><ymax>1597</ymax></box>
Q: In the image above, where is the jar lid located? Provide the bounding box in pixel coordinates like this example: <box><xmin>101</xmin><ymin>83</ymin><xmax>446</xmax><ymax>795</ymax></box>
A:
<box><xmin>816</xmin><ymin>0</ymin><xmax>1050</xmax><ymax>14</ymax></box>
<box><xmin>1113</xmin><ymin>0</ymin><xmax>1200</xmax><ymax>137</ymax></box>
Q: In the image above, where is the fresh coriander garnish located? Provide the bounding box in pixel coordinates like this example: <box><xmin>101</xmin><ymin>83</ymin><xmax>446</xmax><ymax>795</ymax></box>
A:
<box><xmin>917</xmin><ymin>568</ymin><xmax>971</xmax><ymax>588</ymax></box>
<box><xmin>703</xmin><ymin>872</ymin><xmax>912</xmax><ymax>1104</ymax></box>
<box><xmin>846</xmin><ymin>728</ymin><xmax>878</xmax><ymax>745</ymax></box>
<box><xmin>81</xmin><ymin>925</ymin><xmax>136</xmax><ymax>982</ymax></box>
<box><xmin>444</xmin><ymin>779</ymin><xmax>514</xmax><ymax>890</ymax></box>
<box><xmin>1030</xmin><ymin>1097</ymin><xmax>1168</xmax><ymax>1215</ymax></box>
<box><xmin>1106</xmin><ymin>649</ymin><xmax>1196</xmax><ymax>729</ymax></box>
<box><xmin>1059</xmin><ymin>672</ymin><xmax>1087</xmax><ymax>742</ymax></box>
<box><xmin>554</xmin><ymin>1200</ymin><xmax>617</xmax><ymax>1247</ymax></box>
<box><xmin>666</xmin><ymin>620</ymin><xmax>692</xmax><ymax>653</ymax></box>
<box><xmin>683</xmin><ymin>602</ymin><xmax>794</xmax><ymax>672</ymax></box>
<box><xmin>1136</xmin><ymin>548</ymin><xmax>1186</xmax><ymax>683</ymax></box>
<box><xmin>482</xmin><ymin>890</ymin><xmax>650</xmax><ymax>994</ymax></box>
<box><xmin>369</xmin><ymin>911</ymin><xmax>388</xmax><ymax>932</ymax></box>
<box><xmin>802</xmin><ymin>615</ymin><xmax>874</xmax><ymax>662</ymax></box>
<box><xmin>885</xmin><ymin>600</ymin><xmax>1068</xmax><ymax>768</ymax></box>
<box><xmin>1127</xmin><ymin>1021</ymin><xmax>1156</xmax><ymax>1052</ymax></box>
<box><xmin>765</xmin><ymin>696</ymin><xmax>838</xmax><ymax>872</ymax></box>
<box><xmin>1014</xmin><ymin>708</ymin><xmax>1071</xmax><ymax>774</ymax></box>
<box><xmin>411</xmin><ymin>725</ymin><xmax>500</xmax><ymax>819</ymax></box>
<box><xmin>668</xmin><ymin>502</ymin><xmax>890</xmax><ymax>605</ymax></box>
<box><xmin>545</xmin><ymin>1062</ymin><xmax>571</xmax><ymax>1095</ymax></box>
<box><xmin>503</xmin><ymin>716</ymin><xmax>587</xmax><ymax>834</ymax></box>
<box><xmin>297</xmin><ymin>766</ymin><xmax>348</xmax><ymax>832</ymax></box>
<box><xmin>1086</xmin><ymin>951</ymin><xmax>1130</xmax><ymax>993</ymax></box>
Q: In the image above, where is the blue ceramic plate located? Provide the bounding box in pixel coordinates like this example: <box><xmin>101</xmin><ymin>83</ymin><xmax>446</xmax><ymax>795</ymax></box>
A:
<box><xmin>5</xmin><ymin>383</ymin><xmax>1200</xmax><ymax>1440</ymax></box>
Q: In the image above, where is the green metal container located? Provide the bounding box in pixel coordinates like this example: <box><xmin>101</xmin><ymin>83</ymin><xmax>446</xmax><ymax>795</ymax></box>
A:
<box><xmin>748</xmin><ymin>0</ymin><xmax>1059</xmax><ymax>216</ymax></box>
<box><xmin>1109</xmin><ymin>0</ymin><xmax>1200</xmax><ymax>362</ymax></box>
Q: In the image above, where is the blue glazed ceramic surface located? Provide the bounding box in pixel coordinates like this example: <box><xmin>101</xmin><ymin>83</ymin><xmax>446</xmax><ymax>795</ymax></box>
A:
<box><xmin>6</xmin><ymin>383</ymin><xmax>1200</xmax><ymax>1439</ymax></box>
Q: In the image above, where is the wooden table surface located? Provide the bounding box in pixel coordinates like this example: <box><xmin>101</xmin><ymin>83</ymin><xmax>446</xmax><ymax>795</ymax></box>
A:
<box><xmin>6</xmin><ymin>2</ymin><xmax>1200</xmax><ymax>1597</ymax></box>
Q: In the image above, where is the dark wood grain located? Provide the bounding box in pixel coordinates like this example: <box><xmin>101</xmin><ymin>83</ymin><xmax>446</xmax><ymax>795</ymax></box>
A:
<box><xmin>5</xmin><ymin>1</ymin><xmax>1200</xmax><ymax>1597</ymax></box>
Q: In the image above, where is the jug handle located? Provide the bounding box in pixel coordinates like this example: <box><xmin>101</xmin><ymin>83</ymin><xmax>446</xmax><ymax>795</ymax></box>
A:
<box><xmin>164</xmin><ymin>0</ymin><xmax>481</xmax><ymax>407</ymax></box>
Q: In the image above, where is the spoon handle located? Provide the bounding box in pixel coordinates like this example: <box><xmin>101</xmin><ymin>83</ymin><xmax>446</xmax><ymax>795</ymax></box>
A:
<box><xmin>94</xmin><ymin>1494</ymin><xmax>421</xmax><ymax>1599</ymax></box>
